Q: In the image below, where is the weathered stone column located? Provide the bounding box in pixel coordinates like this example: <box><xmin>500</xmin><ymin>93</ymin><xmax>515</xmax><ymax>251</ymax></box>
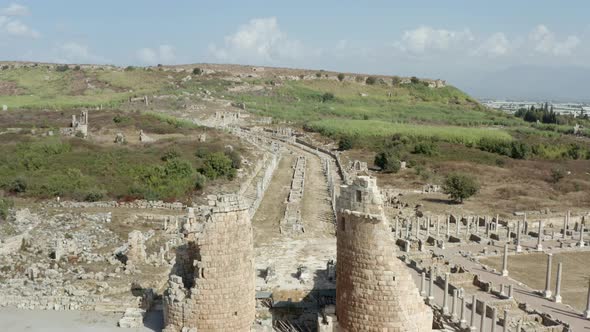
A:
<box><xmin>563</xmin><ymin>214</ymin><xmax>568</xmax><ymax>239</ymax></box>
<box><xmin>491</xmin><ymin>306</ymin><xmax>497</xmax><ymax>332</ymax></box>
<box><xmin>426</xmin><ymin>217</ymin><xmax>430</xmax><ymax>237</ymax></box>
<box><xmin>470</xmin><ymin>295</ymin><xmax>477</xmax><ymax>331</ymax></box>
<box><xmin>503</xmin><ymin>310</ymin><xmax>509</xmax><ymax>332</ymax></box>
<box><xmin>451</xmin><ymin>289</ymin><xmax>458</xmax><ymax>321</ymax></box>
<box><xmin>543</xmin><ymin>253</ymin><xmax>553</xmax><ymax>299</ymax></box>
<box><xmin>501</xmin><ymin>243</ymin><xmax>509</xmax><ymax>277</ymax></box>
<box><xmin>536</xmin><ymin>220</ymin><xmax>543</xmax><ymax>251</ymax></box>
<box><xmin>584</xmin><ymin>279</ymin><xmax>590</xmax><ymax>319</ymax></box>
<box><xmin>460</xmin><ymin>295</ymin><xmax>467</xmax><ymax>326</ymax></box>
<box><xmin>508</xmin><ymin>284</ymin><xmax>513</xmax><ymax>299</ymax></box>
<box><xmin>415</xmin><ymin>219</ymin><xmax>420</xmax><ymax>238</ymax></box>
<box><xmin>457</xmin><ymin>216</ymin><xmax>461</xmax><ymax>236</ymax></box>
<box><xmin>443</xmin><ymin>273</ymin><xmax>450</xmax><ymax>315</ymax></box>
<box><xmin>428</xmin><ymin>268</ymin><xmax>434</xmax><ymax>301</ymax></box>
<box><xmin>395</xmin><ymin>219</ymin><xmax>400</xmax><ymax>239</ymax></box>
<box><xmin>495</xmin><ymin>214</ymin><xmax>500</xmax><ymax>231</ymax></box>
<box><xmin>420</xmin><ymin>271</ymin><xmax>426</xmax><ymax>297</ymax></box>
<box><xmin>580</xmin><ymin>225</ymin><xmax>585</xmax><ymax>248</ymax></box>
<box><xmin>516</xmin><ymin>220</ymin><xmax>522</xmax><ymax>253</ymax></box>
<box><xmin>437</xmin><ymin>217</ymin><xmax>441</xmax><ymax>237</ymax></box>
<box><xmin>554</xmin><ymin>262</ymin><xmax>562</xmax><ymax>303</ymax></box>
<box><xmin>479</xmin><ymin>301</ymin><xmax>487</xmax><ymax>332</ymax></box>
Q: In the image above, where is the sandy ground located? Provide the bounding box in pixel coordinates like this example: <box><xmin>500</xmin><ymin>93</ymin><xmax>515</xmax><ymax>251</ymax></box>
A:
<box><xmin>480</xmin><ymin>250</ymin><xmax>590</xmax><ymax>311</ymax></box>
<box><xmin>0</xmin><ymin>308</ymin><xmax>163</xmax><ymax>332</ymax></box>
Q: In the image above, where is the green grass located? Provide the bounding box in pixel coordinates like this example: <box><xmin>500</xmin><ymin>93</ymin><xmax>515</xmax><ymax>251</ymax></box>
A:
<box><xmin>308</xmin><ymin>119</ymin><xmax>513</xmax><ymax>145</ymax></box>
<box><xmin>232</xmin><ymin>80</ymin><xmax>523</xmax><ymax>127</ymax></box>
<box><xmin>0</xmin><ymin>67</ymin><xmax>175</xmax><ymax>109</ymax></box>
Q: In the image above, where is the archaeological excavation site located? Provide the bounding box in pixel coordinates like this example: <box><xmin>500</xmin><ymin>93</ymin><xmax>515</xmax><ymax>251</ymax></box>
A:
<box><xmin>0</xmin><ymin>58</ymin><xmax>589</xmax><ymax>332</ymax></box>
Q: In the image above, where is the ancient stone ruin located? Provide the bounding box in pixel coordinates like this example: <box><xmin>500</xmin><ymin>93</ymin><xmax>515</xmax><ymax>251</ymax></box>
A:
<box><xmin>162</xmin><ymin>195</ymin><xmax>255</xmax><ymax>331</ymax></box>
<box><xmin>280</xmin><ymin>156</ymin><xmax>306</xmax><ymax>235</ymax></box>
<box><xmin>60</xmin><ymin>110</ymin><xmax>88</xmax><ymax>137</ymax></box>
<box><xmin>333</xmin><ymin>176</ymin><xmax>433</xmax><ymax>331</ymax></box>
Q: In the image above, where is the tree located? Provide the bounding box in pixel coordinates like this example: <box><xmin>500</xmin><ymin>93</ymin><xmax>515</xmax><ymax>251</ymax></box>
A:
<box><xmin>365</xmin><ymin>76</ymin><xmax>377</xmax><ymax>85</ymax></box>
<box><xmin>199</xmin><ymin>152</ymin><xmax>236</xmax><ymax>180</ymax></box>
<box><xmin>374</xmin><ymin>151</ymin><xmax>401</xmax><ymax>173</ymax></box>
<box><xmin>391</xmin><ymin>76</ymin><xmax>401</xmax><ymax>86</ymax></box>
<box><xmin>192</xmin><ymin>67</ymin><xmax>202</xmax><ymax>75</ymax></box>
<box><xmin>410</xmin><ymin>76</ymin><xmax>420</xmax><ymax>84</ymax></box>
<box><xmin>337</xmin><ymin>73</ymin><xmax>345</xmax><ymax>82</ymax></box>
<box><xmin>442</xmin><ymin>173</ymin><xmax>479</xmax><ymax>203</ymax></box>
<box><xmin>338</xmin><ymin>136</ymin><xmax>354</xmax><ymax>151</ymax></box>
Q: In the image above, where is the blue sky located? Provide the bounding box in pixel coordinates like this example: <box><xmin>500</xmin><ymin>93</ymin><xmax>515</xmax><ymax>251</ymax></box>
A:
<box><xmin>1</xmin><ymin>1</ymin><xmax>589</xmax><ymax>98</ymax></box>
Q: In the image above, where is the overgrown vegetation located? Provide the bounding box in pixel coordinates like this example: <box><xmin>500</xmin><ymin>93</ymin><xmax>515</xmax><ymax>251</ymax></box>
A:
<box><xmin>0</xmin><ymin>197</ymin><xmax>13</xmax><ymax>220</ymax></box>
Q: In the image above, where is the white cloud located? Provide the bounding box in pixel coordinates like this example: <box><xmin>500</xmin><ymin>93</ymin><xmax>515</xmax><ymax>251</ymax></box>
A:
<box><xmin>473</xmin><ymin>32</ymin><xmax>511</xmax><ymax>56</ymax></box>
<box><xmin>395</xmin><ymin>26</ymin><xmax>474</xmax><ymax>54</ymax></box>
<box><xmin>209</xmin><ymin>17</ymin><xmax>303</xmax><ymax>64</ymax></box>
<box><xmin>57</xmin><ymin>42</ymin><xmax>110</xmax><ymax>64</ymax></box>
<box><xmin>1</xmin><ymin>3</ymin><xmax>29</xmax><ymax>16</ymax></box>
<box><xmin>529</xmin><ymin>25</ymin><xmax>579</xmax><ymax>56</ymax></box>
<box><xmin>136</xmin><ymin>45</ymin><xmax>176</xmax><ymax>65</ymax></box>
<box><xmin>0</xmin><ymin>3</ymin><xmax>39</xmax><ymax>38</ymax></box>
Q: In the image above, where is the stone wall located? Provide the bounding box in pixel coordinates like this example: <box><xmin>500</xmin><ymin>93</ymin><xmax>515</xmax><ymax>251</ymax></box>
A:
<box><xmin>335</xmin><ymin>176</ymin><xmax>432</xmax><ymax>331</ymax></box>
<box><xmin>280</xmin><ymin>156</ymin><xmax>306</xmax><ymax>235</ymax></box>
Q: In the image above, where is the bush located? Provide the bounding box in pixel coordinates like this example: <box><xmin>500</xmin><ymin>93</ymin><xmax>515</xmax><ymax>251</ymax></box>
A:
<box><xmin>125</xmin><ymin>66</ymin><xmax>135</xmax><ymax>71</ymax></box>
<box><xmin>83</xmin><ymin>188</ymin><xmax>105</xmax><ymax>202</ymax></box>
<box><xmin>7</xmin><ymin>177</ymin><xmax>27</xmax><ymax>194</ymax></box>
<box><xmin>315</xmin><ymin>72</ymin><xmax>322</xmax><ymax>78</ymax></box>
<box><xmin>338</xmin><ymin>136</ymin><xmax>354</xmax><ymax>151</ymax></box>
<box><xmin>161</xmin><ymin>149</ymin><xmax>181</xmax><ymax>161</ymax></box>
<box><xmin>195</xmin><ymin>173</ymin><xmax>207</xmax><ymax>191</ymax></box>
<box><xmin>413</xmin><ymin>141</ymin><xmax>438</xmax><ymax>156</ymax></box>
<box><xmin>199</xmin><ymin>152</ymin><xmax>236</xmax><ymax>180</ymax></box>
<box><xmin>391</xmin><ymin>76</ymin><xmax>401</xmax><ymax>85</ymax></box>
<box><xmin>365</xmin><ymin>76</ymin><xmax>377</xmax><ymax>85</ymax></box>
<box><xmin>442</xmin><ymin>173</ymin><xmax>479</xmax><ymax>203</ymax></box>
<box><xmin>374</xmin><ymin>151</ymin><xmax>401</xmax><ymax>173</ymax></box>
<box><xmin>225</xmin><ymin>150</ymin><xmax>242</xmax><ymax>169</ymax></box>
<box><xmin>337</xmin><ymin>73</ymin><xmax>345</xmax><ymax>82</ymax></box>
<box><xmin>509</xmin><ymin>141</ymin><xmax>531</xmax><ymax>159</ymax></box>
<box><xmin>113</xmin><ymin>115</ymin><xmax>131</xmax><ymax>124</ymax></box>
<box><xmin>0</xmin><ymin>197</ymin><xmax>14</xmax><ymax>220</ymax></box>
<box><xmin>550</xmin><ymin>168</ymin><xmax>565</xmax><ymax>183</ymax></box>
<box><xmin>410</xmin><ymin>76</ymin><xmax>420</xmax><ymax>84</ymax></box>
<box><xmin>55</xmin><ymin>65</ymin><xmax>69</xmax><ymax>72</ymax></box>
<box><xmin>192</xmin><ymin>67</ymin><xmax>202</xmax><ymax>75</ymax></box>
<box><xmin>73</xmin><ymin>65</ymin><xmax>81</xmax><ymax>71</ymax></box>
<box><xmin>321</xmin><ymin>92</ymin><xmax>335</xmax><ymax>103</ymax></box>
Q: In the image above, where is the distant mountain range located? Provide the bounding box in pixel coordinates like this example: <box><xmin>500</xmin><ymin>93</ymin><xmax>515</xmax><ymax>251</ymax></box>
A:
<box><xmin>456</xmin><ymin>65</ymin><xmax>590</xmax><ymax>103</ymax></box>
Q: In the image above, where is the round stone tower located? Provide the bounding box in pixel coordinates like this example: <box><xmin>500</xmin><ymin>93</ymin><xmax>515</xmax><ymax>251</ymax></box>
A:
<box><xmin>163</xmin><ymin>195</ymin><xmax>255</xmax><ymax>332</ymax></box>
<box><xmin>336</xmin><ymin>176</ymin><xmax>432</xmax><ymax>331</ymax></box>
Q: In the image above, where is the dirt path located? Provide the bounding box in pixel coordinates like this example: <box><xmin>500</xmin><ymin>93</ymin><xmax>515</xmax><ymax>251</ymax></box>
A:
<box><xmin>252</xmin><ymin>152</ymin><xmax>295</xmax><ymax>246</ymax></box>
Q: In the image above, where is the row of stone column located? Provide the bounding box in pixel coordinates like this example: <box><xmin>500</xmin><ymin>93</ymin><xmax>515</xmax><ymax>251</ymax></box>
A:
<box><xmin>502</xmin><ymin>245</ymin><xmax>590</xmax><ymax>319</ymax></box>
<box><xmin>420</xmin><ymin>271</ymin><xmax>516</xmax><ymax>331</ymax></box>
<box><xmin>394</xmin><ymin>214</ymin><xmax>502</xmax><ymax>240</ymax></box>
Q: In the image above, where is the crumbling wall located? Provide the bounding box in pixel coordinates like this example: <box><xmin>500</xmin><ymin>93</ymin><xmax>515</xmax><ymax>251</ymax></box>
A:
<box><xmin>163</xmin><ymin>195</ymin><xmax>255</xmax><ymax>332</ymax></box>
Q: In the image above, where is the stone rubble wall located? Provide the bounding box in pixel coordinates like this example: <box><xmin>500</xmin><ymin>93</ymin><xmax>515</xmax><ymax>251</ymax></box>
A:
<box><xmin>280</xmin><ymin>156</ymin><xmax>306</xmax><ymax>235</ymax></box>
<box><xmin>44</xmin><ymin>200</ymin><xmax>186</xmax><ymax>210</ymax></box>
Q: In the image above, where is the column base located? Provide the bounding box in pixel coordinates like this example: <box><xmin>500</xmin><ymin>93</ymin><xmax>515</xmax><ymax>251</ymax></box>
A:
<box><xmin>516</xmin><ymin>245</ymin><xmax>522</xmax><ymax>253</ymax></box>
<box><xmin>543</xmin><ymin>290</ymin><xmax>552</xmax><ymax>299</ymax></box>
<box><xmin>501</xmin><ymin>270</ymin><xmax>508</xmax><ymax>277</ymax></box>
<box><xmin>536</xmin><ymin>244</ymin><xmax>543</xmax><ymax>251</ymax></box>
<box><xmin>554</xmin><ymin>295</ymin><xmax>562</xmax><ymax>303</ymax></box>
<box><xmin>584</xmin><ymin>310</ymin><xmax>590</xmax><ymax>319</ymax></box>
